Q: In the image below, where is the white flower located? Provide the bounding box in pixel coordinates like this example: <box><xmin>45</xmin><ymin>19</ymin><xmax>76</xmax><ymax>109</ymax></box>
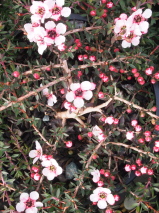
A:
<box><xmin>42</xmin><ymin>158</ymin><xmax>63</xmax><ymax>180</ymax></box>
<box><xmin>91</xmin><ymin>169</ymin><xmax>100</xmax><ymax>183</ymax></box>
<box><xmin>66</xmin><ymin>81</ymin><xmax>96</xmax><ymax>108</ymax></box>
<box><xmin>29</xmin><ymin>141</ymin><xmax>43</xmax><ymax>164</ymax></box>
<box><xmin>16</xmin><ymin>191</ymin><xmax>43</xmax><ymax>213</ymax></box>
<box><xmin>41</xmin><ymin>84</ymin><xmax>57</xmax><ymax>106</ymax></box>
<box><xmin>90</xmin><ymin>187</ymin><xmax>115</xmax><ymax>209</ymax></box>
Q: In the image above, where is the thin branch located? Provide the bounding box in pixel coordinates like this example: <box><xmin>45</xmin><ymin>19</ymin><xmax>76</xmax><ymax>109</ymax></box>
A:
<box><xmin>0</xmin><ymin>76</ymin><xmax>69</xmax><ymax>112</ymax></box>
<box><xmin>106</xmin><ymin>142</ymin><xmax>159</xmax><ymax>160</ymax></box>
<box><xmin>64</xmin><ymin>26</ymin><xmax>103</xmax><ymax>36</ymax></box>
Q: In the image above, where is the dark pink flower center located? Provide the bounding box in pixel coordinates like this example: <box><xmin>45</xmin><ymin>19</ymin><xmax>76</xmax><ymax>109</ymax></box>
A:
<box><xmin>37</xmin><ymin>7</ymin><xmax>45</xmax><ymax>15</ymax></box>
<box><xmin>99</xmin><ymin>192</ymin><xmax>107</xmax><ymax>199</ymax></box>
<box><xmin>47</xmin><ymin>30</ymin><xmax>57</xmax><ymax>39</ymax></box>
<box><xmin>25</xmin><ymin>198</ymin><xmax>35</xmax><ymax>208</ymax></box>
<box><xmin>49</xmin><ymin>165</ymin><xmax>56</xmax><ymax>171</ymax></box>
<box><xmin>134</xmin><ymin>15</ymin><xmax>143</xmax><ymax>23</ymax></box>
<box><xmin>51</xmin><ymin>6</ymin><xmax>61</xmax><ymax>15</ymax></box>
<box><xmin>75</xmin><ymin>88</ymin><xmax>83</xmax><ymax>97</ymax></box>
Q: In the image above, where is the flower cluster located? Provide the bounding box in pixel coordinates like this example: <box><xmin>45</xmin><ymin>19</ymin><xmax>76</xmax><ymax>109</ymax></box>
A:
<box><xmin>16</xmin><ymin>191</ymin><xmax>43</xmax><ymax>213</ymax></box>
<box><xmin>65</xmin><ymin>81</ymin><xmax>96</xmax><ymax>108</ymax></box>
<box><xmin>24</xmin><ymin>0</ymin><xmax>71</xmax><ymax>54</ymax></box>
<box><xmin>114</xmin><ymin>8</ymin><xmax>152</xmax><ymax>48</ymax></box>
<box><xmin>29</xmin><ymin>141</ymin><xmax>63</xmax><ymax>181</ymax></box>
<box><xmin>125</xmin><ymin>159</ymin><xmax>154</xmax><ymax>176</ymax></box>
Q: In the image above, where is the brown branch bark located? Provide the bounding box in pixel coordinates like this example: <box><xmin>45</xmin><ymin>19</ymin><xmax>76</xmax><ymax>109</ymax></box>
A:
<box><xmin>106</xmin><ymin>142</ymin><xmax>159</xmax><ymax>160</ymax></box>
<box><xmin>0</xmin><ymin>76</ymin><xmax>69</xmax><ymax>112</ymax></box>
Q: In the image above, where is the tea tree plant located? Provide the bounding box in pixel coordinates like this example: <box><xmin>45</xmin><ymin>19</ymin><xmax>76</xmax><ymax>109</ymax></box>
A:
<box><xmin>1</xmin><ymin>0</ymin><xmax>159</xmax><ymax>212</ymax></box>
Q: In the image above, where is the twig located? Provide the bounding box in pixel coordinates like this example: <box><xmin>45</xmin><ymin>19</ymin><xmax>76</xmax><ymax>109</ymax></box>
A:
<box><xmin>106</xmin><ymin>142</ymin><xmax>159</xmax><ymax>160</ymax></box>
<box><xmin>36</xmin><ymin>175</ymin><xmax>44</xmax><ymax>191</ymax></box>
<box><xmin>64</xmin><ymin>26</ymin><xmax>103</xmax><ymax>36</ymax></box>
<box><xmin>19</xmin><ymin>108</ymin><xmax>53</xmax><ymax>147</ymax></box>
<box><xmin>0</xmin><ymin>76</ymin><xmax>69</xmax><ymax>112</ymax></box>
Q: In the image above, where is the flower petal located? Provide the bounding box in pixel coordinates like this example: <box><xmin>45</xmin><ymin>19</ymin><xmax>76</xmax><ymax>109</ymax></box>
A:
<box><xmin>73</xmin><ymin>97</ymin><xmax>84</xmax><ymax>108</ymax></box>
<box><xmin>35</xmin><ymin>141</ymin><xmax>42</xmax><ymax>150</ymax></box>
<box><xmin>16</xmin><ymin>202</ymin><xmax>26</xmax><ymax>212</ymax></box>
<box><xmin>106</xmin><ymin>194</ymin><xmax>115</xmax><ymax>205</ymax></box>
<box><xmin>56</xmin><ymin>23</ymin><xmax>66</xmax><ymax>34</ymax></box>
<box><xmin>55</xmin><ymin>35</ymin><xmax>65</xmax><ymax>46</ymax></box>
<box><xmin>142</xmin><ymin>9</ymin><xmax>152</xmax><ymax>19</ymax></box>
<box><xmin>47</xmin><ymin>172</ymin><xmax>55</xmax><ymax>180</ymax></box>
<box><xmin>61</xmin><ymin>7</ymin><xmax>71</xmax><ymax>17</ymax></box>
<box><xmin>97</xmin><ymin>200</ymin><xmax>107</xmax><ymax>209</ymax></box>
<box><xmin>122</xmin><ymin>40</ymin><xmax>131</xmax><ymax>48</ymax></box>
<box><xmin>45</xmin><ymin>21</ymin><xmax>56</xmax><ymax>30</ymax></box>
<box><xmin>30</xmin><ymin>191</ymin><xmax>39</xmax><ymax>200</ymax></box>
<box><xmin>70</xmin><ymin>83</ymin><xmax>81</xmax><ymax>91</ymax></box>
<box><xmin>81</xmin><ymin>81</ymin><xmax>91</xmax><ymax>91</ymax></box>
<box><xmin>132</xmin><ymin>37</ymin><xmax>140</xmax><ymax>46</ymax></box>
<box><xmin>29</xmin><ymin>150</ymin><xmax>37</xmax><ymax>158</ymax></box>
<box><xmin>33</xmin><ymin>157</ymin><xmax>39</xmax><ymax>164</ymax></box>
<box><xmin>56</xmin><ymin>166</ymin><xmax>63</xmax><ymax>175</ymax></box>
<box><xmin>35</xmin><ymin>202</ymin><xmax>43</xmax><ymax>207</ymax></box>
<box><xmin>20</xmin><ymin>193</ymin><xmax>29</xmax><ymax>202</ymax></box>
<box><xmin>56</xmin><ymin>0</ymin><xmax>64</xmax><ymax>7</ymax></box>
<box><xmin>90</xmin><ymin>194</ymin><xmax>98</xmax><ymax>202</ymax></box>
<box><xmin>26</xmin><ymin>207</ymin><xmax>38</xmax><ymax>213</ymax></box>
<box><xmin>83</xmin><ymin>90</ymin><xmax>93</xmax><ymax>100</ymax></box>
<box><xmin>66</xmin><ymin>91</ymin><xmax>75</xmax><ymax>102</ymax></box>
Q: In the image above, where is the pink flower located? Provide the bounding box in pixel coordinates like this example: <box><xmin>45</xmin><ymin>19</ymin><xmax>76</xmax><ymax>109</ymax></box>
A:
<box><xmin>29</xmin><ymin>141</ymin><xmax>43</xmax><ymax>164</ymax></box>
<box><xmin>105</xmin><ymin>116</ymin><xmax>114</xmax><ymax>125</ymax></box>
<box><xmin>127</xmin><ymin>9</ymin><xmax>152</xmax><ymax>34</ymax></box>
<box><xmin>140</xmin><ymin>166</ymin><xmax>148</xmax><ymax>174</ymax></box>
<box><xmin>41</xmin><ymin>84</ymin><xmax>57</xmax><ymax>106</ymax></box>
<box><xmin>66</xmin><ymin>81</ymin><xmax>96</xmax><ymax>108</ymax></box>
<box><xmin>44</xmin><ymin>0</ymin><xmax>71</xmax><ymax>21</ymax></box>
<box><xmin>65</xmin><ymin>141</ymin><xmax>73</xmax><ymax>148</ymax></box>
<box><xmin>90</xmin><ymin>187</ymin><xmax>115</xmax><ymax>209</ymax></box>
<box><xmin>16</xmin><ymin>191</ymin><xmax>43</xmax><ymax>213</ymax></box>
<box><xmin>91</xmin><ymin>169</ymin><xmax>100</xmax><ymax>183</ymax></box>
<box><xmin>125</xmin><ymin>164</ymin><xmax>131</xmax><ymax>172</ymax></box>
<box><xmin>122</xmin><ymin>31</ymin><xmax>141</xmax><ymax>48</ymax></box>
<box><xmin>30</xmin><ymin>1</ymin><xmax>50</xmax><ymax>23</ymax></box>
<box><xmin>126</xmin><ymin>131</ymin><xmax>134</xmax><ymax>140</ymax></box>
<box><xmin>42</xmin><ymin>159</ymin><xmax>63</xmax><ymax>180</ymax></box>
<box><xmin>45</xmin><ymin>21</ymin><xmax>66</xmax><ymax>46</ymax></box>
<box><xmin>92</xmin><ymin>125</ymin><xmax>103</xmax><ymax>137</ymax></box>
